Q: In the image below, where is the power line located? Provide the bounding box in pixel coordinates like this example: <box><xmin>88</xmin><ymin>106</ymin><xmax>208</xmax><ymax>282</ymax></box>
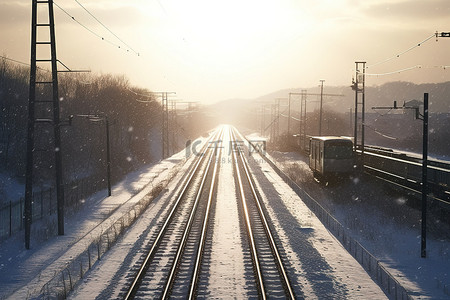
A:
<box><xmin>365</xmin><ymin>65</ymin><xmax>421</xmax><ymax>76</ymax></box>
<box><xmin>363</xmin><ymin>123</ymin><xmax>398</xmax><ymax>140</ymax></box>
<box><xmin>53</xmin><ymin>1</ymin><xmax>137</xmax><ymax>55</ymax></box>
<box><xmin>73</xmin><ymin>0</ymin><xmax>139</xmax><ymax>56</ymax></box>
<box><xmin>0</xmin><ymin>55</ymin><xmax>30</xmax><ymax>67</ymax></box>
<box><xmin>365</xmin><ymin>64</ymin><xmax>450</xmax><ymax>76</ymax></box>
<box><xmin>366</xmin><ymin>33</ymin><xmax>436</xmax><ymax>69</ymax></box>
<box><xmin>0</xmin><ymin>55</ymin><xmax>51</xmax><ymax>73</ymax></box>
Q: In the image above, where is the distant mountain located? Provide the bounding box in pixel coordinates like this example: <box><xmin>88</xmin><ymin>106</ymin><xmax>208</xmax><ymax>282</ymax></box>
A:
<box><xmin>209</xmin><ymin>81</ymin><xmax>450</xmax><ymax>114</ymax></box>
<box><xmin>204</xmin><ymin>82</ymin><xmax>450</xmax><ymax>157</ymax></box>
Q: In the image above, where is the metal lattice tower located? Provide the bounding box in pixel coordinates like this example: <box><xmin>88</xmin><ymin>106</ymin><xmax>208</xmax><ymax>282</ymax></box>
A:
<box><xmin>300</xmin><ymin>90</ymin><xmax>307</xmax><ymax>149</ymax></box>
<box><xmin>25</xmin><ymin>0</ymin><xmax>65</xmax><ymax>249</ymax></box>
<box><xmin>352</xmin><ymin>61</ymin><xmax>366</xmax><ymax>154</ymax></box>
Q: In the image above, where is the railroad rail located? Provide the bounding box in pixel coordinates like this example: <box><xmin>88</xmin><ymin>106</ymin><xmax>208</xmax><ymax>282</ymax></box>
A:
<box><xmin>231</xmin><ymin>128</ymin><xmax>295</xmax><ymax>299</ymax></box>
<box><xmin>123</xmin><ymin>126</ymin><xmax>295</xmax><ymax>298</ymax></box>
<box><xmin>124</xmin><ymin>127</ymin><xmax>223</xmax><ymax>299</ymax></box>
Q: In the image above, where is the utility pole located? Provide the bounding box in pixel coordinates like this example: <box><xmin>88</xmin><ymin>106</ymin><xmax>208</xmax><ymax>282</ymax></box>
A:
<box><xmin>372</xmin><ymin>93</ymin><xmax>429</xmax><ymax>257</ymax></box>
<box><xmin>26</xmin><ymin>1</ymin><xmax>89</xmax><ymax>248</ymax></box>
<box><xmin>170</xmin><ymin>99</ymin><xmax>177</xmax><ymax>155</ymax></box>
<box><xmin>162</xmin><ymin>92</ymin><xmax>169</xmax><ymax>159</ymax></box>
<box><xmin>276</xmin><ymin>98</ymin><xmax>281</xmax><ymax>141</ymax></box>
<box><xmin>319</xmin><ymin>80</ymin><xmax>325</xmax><ymax>136</ymax></box>
<box><xmin>155</xmin><ymin>92</ymin><xmax>175</xmax><ymax>159</ymax></box>
<box><xmin>301</xmin><ymin>90</ymin><xmax>307</xmax><ymax>150</ymax></box>
<box><xmin>270</xmin><ymin>104</ymin><xmax>274</xmax><ymax>142</ymax></box>
<box><xmin>289</xmin><ymin>90</ymin><xmax>343</xmax><ymax>150</ymax></box>
<box><xmin>421</xmin><ymin>93</ymin><xmax>429</xmax><ymax>258</ymax></box>
<box><xmin>352</xmin><ymin>62</ymin><xmax>366</xmax><ymax>158</ymax></box>
<box><xmin>287</xmin><ymin>93</ymin><xmax>292</xmax><ymax>136</ymax></box>
<box><xmin>71</xmin><ymin>114</ymin><xmax>112</xmax><ymax>195</ymax></box>
<box><xmin>26</xmin><ymin>0</ymin><xmax>65</xmax><ymax>249</ymax></box>
<box><xmin>105</xmin><ymin>117</ymin><xmax>112</xmax><ymax>196</ymax></box>
<box><xmin>275</xmin><ymin>98</ymin><xmax>288</xmax><ymax>141</ymax></box>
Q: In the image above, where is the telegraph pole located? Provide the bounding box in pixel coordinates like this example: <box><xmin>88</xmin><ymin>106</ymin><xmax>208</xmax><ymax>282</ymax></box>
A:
<box><xmin>289</xmin><ymin>90</ymin><xmax>342</xmax><ymax>149</ymax></box>
<box><xmin>162</xmin><ymin>92</ymin><xmax>169</xmax><ymax>158</ymax></box>
<box><xmin>301</xmin><ymin>90</ymin><xmax>307</xmax><ymax>150</ymax></box>
<box><xmin>25</xmin><ymin>0</ymin><xmax>38</xmax><ymax>250</ymax></box>
<box><xmin>421</xmin><ymin>93</ymin><xmax>429</xmax><ymax>258</ymax></box>
<box><xmin>155</xmin><ymin>92</ymin><xmax>175</xmax><ymax>159</ymax></box>
<box><xmin>287</xmin><ymin>93</ymin><xmax>291</xmax><ymax>136</ymax></box>
<box><xmin>352</xmin><ymin>62</ymin><xmax>366</xmax><ymax>157</ymax></box>
<box><xmin>319</xmin><ymin>80</ymin><xmax>325</xmax><ymax>136</ymax></box>
<box><xmin>105</xmin><ymin>117</ymin><xmax>112</xmax><ymax>196</ymax></box>
<box><xmin>26</xmin><ymin>0</ymin><xmax>66</xmax><ymax>248</ymax></box>
<box><xmin>372</xmin><ymin>93</ymin><xmax>429</xmax><ymax>257</ymax></box>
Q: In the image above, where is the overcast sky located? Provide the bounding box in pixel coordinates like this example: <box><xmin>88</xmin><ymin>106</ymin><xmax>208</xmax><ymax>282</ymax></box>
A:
<box><xmin>1</xmin><ymin>0</ymin><xmax>449</xmax><ymax>104</ymax></box>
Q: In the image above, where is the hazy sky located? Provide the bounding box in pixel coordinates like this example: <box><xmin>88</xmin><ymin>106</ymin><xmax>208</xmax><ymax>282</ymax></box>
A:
<box><xmin>1</xmin><ymin>0</ymin><xmax>449</xmax><ymax>103</ymax></box>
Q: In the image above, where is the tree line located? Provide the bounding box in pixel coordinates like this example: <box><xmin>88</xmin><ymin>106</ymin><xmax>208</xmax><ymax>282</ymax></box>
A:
<box><xmin>0</xmin><ymin>57</ymin><xmax>185</xmax><ymax>194</ymax></box>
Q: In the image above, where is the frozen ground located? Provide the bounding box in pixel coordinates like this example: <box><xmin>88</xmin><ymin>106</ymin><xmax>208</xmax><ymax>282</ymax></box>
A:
<box><xmin>69</xmin><ymin>127</ymin><xmax>385</xmax><ymax>299</ymax></box>
<box><xmin>3</xmin><ymin>126</ymin><xmax>443</xmax><ymax>299</ymax></box>
<box><xmin>0</xmin><ymin>140</ymin><xmax>204</xmax><ymax>299</ymax></box>
<box><xmin>0</xmin><ymin>173</ymin><xmax>24</xmax><ymax>206</ymax></box>
<box><xmin>267</xmin><ymin>146</ymin><xmax>450</xmax><ymax>299</ymax></box>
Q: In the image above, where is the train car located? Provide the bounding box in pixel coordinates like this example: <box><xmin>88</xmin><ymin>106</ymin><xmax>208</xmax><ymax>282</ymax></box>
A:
<box><xmin>361</xmin><ymin>147</ymin><xmax>450</xmax><ymax>203</ymax></box>
<box><xmin>309</xmin><ymin>136</ymin><xmax>354</xmax><ymax>177</ymax></box>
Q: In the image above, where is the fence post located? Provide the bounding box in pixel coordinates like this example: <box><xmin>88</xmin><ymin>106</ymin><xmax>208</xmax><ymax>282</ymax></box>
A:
<box><xmin>49</xmin><ymin>188</ymin><xmax>52</xmax><ymax>215</ymax></box>
<box><xmin>20</xmin><ymin>197</ymin><xmax>23</xmax><ymax>230</ymax></box>
<box><xmin>41</xmin><ymin>189</ymin><xmax>44</xmax><ymax>218</ymax></box>
<box><xmin>9</xmin><ymin>201</ymin><xmax>12</xmax><ymax>237</ymax></box>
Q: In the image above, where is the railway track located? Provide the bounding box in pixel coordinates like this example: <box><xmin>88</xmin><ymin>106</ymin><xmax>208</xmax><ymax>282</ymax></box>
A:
<box><xmin>358</xmin><ymin>147</ymin><xmax>450</xmax><ymax>205</ymax></box>
<box><xmin>231</xmin><ymin>128</ymin><xmax>295</xmax><ymax>299</ymax></box>
<box><xmin>122</xmin><ymin>126</ymin><xmax>295</xmax><ymax>299</ymax></box>
<box><xmin>123</xmin><ymin>127</ymin><xmax>223</xmax><ymax>299</ymax></box>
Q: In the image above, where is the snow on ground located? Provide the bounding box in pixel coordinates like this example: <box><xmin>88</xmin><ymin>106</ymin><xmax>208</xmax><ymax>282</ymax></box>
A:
<box><xmin>266</xmin><ymin>146</ymin><xmax>450</xmax><ymax>299</ymax></box>
<box><xmin>67</xmin><ymin>154</ymin><xmax>197</xmax><ymax>299</ymax></box>
<box><xmin>0</xmin><ymin>173</ymin><xmax>24</xmax><ymax>206</ymax></box>
<box><xmin>70</xmin><ymin>127</ymin><xmax>386</xmax><ymax>299</ymax></box>
<box><xmin>206</xmin><ymin>142</ymin><xmax>247</xmax><ymax>298</ymax></box>
<box><xmin>241</xmin><ymin>131</ymin><xmax>388</xmax><ymax>298</ymax></box>
<box><xmin>248</xmin><ymin>154</ymin><xmax>386</xmax><ymax>298</ymax></box>
<box><xmin>5</xmin><ymin>126</ymin><xmax>440</xmax><ymax>299</ymax></box>
<box><xmin>0</xmin><ymin>138</ymin><xmax>209</xmax><ymax>299</ymax></box>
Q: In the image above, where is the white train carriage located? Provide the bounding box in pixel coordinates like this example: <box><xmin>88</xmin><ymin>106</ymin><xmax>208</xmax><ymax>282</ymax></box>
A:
<box><xmin>309</xmin><ymin>136</ymin><xmax>354</xmax><ymax>177</ymax></box>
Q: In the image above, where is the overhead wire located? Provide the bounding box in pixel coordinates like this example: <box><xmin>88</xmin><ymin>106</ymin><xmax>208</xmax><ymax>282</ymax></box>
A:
<box><xmin>73</xmin><ymin>0</ymin><xmax>139</xmax><ymax>56</ymax></box>
<box><xmin>363</xmin><ymin>123</ymin><xmax>398</xmax><ymax>140</ymax></box>
<box><xmin>366</xmin><ymin>33</ymin><xmax>436</xmax><ymax>69</ymax></box>
<box><xmin>365</xmin><ymin>65</ymin><xmax>422</xmax><ymax>76</ymax></box>
<box><xmin>365</xmin><ymin>64</ymin><xmax>450</xmax><ymax>76</ymax></box>
<box><xmin>53</xmin><ymin>1</ymin><xmax>137</xmax><ymax>55</ymax></box>
<box><xmin>0</xmin><ymin>55</ymin><xmax>50</xmax><ymax>73</ymax></box>
<box><xmin>0</xmin><ymin>55</ymin><xmax>30</xmax><ymax>67</ymax></box>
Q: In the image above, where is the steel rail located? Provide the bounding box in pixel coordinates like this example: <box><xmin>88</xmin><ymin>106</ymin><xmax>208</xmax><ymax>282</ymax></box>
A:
<box><xmin>187</xmin><ymin>128</ymin><xmax>223</xmax><ymax>299</ymax></box>
<box><xmin>232</xmin><ymin>128</ymin><xmax>295</xmax><ymax>299</ymax></box>
<box><xmin>124</xmin><ymin>129</ymin><xmax>220</xmax><ymax>300</ymax></box>
<box><xmin>162</xmin><ymin>127</ymin><xmax>224</xmax><ymax>299</ymax></box>
<box><xmin>231</xmin><ymin>130</ymin><xmax>267</xmax><ymax>299</ymax></box>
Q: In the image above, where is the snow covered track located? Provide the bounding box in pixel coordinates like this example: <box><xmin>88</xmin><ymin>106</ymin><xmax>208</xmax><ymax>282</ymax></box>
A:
<box><xmin>123</xmin><ymin>126</ymin><xmax>296</xmax><ymax>299</ymax></box>
<box><xmin>231</xmin><ymin>128</ymin><xmax>295</xmax><ymax>299</ymax></box>
<box><xmin>67</xmin><ymin>125</ymin><xmax>387</xmax><ymax>299</ymax></box>
<box><xmin>123</xmin><ymin>128</ymin><xmax>223</xmax><ymax>299</ymax></box>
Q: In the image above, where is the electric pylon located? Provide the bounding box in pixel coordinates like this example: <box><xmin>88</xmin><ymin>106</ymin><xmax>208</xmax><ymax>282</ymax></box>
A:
<box><xmin>25</xmin><ymin>0</ymin><xmax>65</xmax><ymax>249</ymax></box>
